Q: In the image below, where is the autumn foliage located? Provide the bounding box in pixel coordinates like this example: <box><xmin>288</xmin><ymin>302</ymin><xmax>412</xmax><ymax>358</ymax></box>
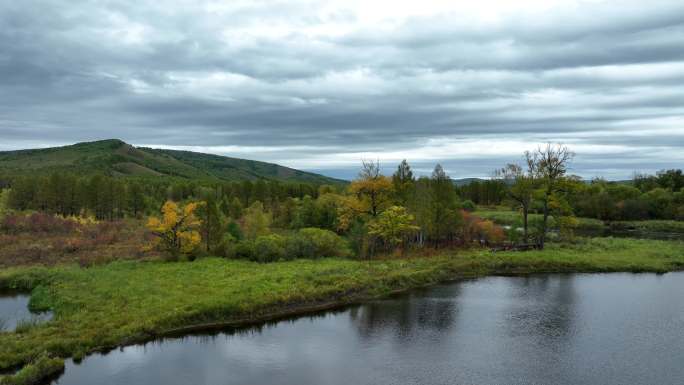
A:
<box><xmin>146</xmin><ymin>201</ymin><xmax>202</xmax><ymax>258</ymax></box>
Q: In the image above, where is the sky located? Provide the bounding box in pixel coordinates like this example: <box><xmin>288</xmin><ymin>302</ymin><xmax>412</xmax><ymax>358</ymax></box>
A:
<box><xmin>1</xmin><ymin>0</ymin><xmax>684</xmax><ymax>180</ymax></box>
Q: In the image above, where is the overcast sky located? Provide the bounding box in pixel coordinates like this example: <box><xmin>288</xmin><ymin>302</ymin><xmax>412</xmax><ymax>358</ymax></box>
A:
<box><xmin>1</xmin><ymin>0</ymin><xmax>683</xmax><ymax>180</ymax></box>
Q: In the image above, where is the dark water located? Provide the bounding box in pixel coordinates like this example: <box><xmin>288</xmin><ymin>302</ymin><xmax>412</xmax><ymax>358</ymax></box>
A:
<box><xmin>53</xmin><ymin>273</ymin><xmax>684</xmax><ymax>385</ymax></box>
<box><xmin>0</xmin><ymin>293</ymin><xmax>51</xmax><ymax>331</ymax></box>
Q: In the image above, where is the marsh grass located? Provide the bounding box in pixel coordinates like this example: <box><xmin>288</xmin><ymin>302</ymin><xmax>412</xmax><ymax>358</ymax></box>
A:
<box><xmin>0</xmin><ymin>353</ymin><xmax>64</xmax><ymax>385</ymax></box>
<box><xmin>0</xmin><ymin>237</ymin><xmax>683</xmax><ymax>378</ymax></box>
<box><xmin>14</xmin><ymin>318</ymin><xmax>41</xmax><ymax>334</ymax></box>
<box><xmin>0</xmin><ymin>318</ymin><xmax>6</xmax><ymax>333</ymax></box>
<box><xmin>610</xmin><ymin>220</ymin><xmax>684</xmax><ymax>234</ymax></box>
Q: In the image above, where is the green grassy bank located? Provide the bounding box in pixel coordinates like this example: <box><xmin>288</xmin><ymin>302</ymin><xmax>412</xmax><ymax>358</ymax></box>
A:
<box><xmin>475</xmin><ymin>208</ymin><xmax>684</xmax><ymax>235</ymax></box>
<box><xmin>474</xmin><ymin>208</ymin><xmax>605</xmax><ymax>231</ymax></box>
<box><xmin>2</xmin><ymin>237</ymin><xmax>684</xmax><ymax>384</ymax></box>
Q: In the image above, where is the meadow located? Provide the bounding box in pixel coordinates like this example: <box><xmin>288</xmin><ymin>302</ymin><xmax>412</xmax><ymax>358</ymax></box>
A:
<box><xmin>2</xmin><ymin>237</ymin><xmax>684</xmax><ymax>384</ymax></box>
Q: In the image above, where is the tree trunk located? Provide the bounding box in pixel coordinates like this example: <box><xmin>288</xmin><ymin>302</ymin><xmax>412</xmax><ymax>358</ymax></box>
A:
<box><xmin>522</xmin><ymin>204</ymin><xmax>529</xmax><ymax>243</ymax></box>
<box><xmin>540</xmin><ymin>193</ymin><xmax>550</xmax><ymax>249</ymax></box>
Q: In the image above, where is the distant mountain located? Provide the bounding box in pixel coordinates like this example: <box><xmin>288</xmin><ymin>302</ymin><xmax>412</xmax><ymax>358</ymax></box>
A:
<box><xmin>0</xmin><ymin>139</ymin><xmax>344</xmax><ymax>184</ymax></box>
<box><xmin>451</xmin><ymin>177</ymin><xmax>487</xmax><ymax>187</ymax></box>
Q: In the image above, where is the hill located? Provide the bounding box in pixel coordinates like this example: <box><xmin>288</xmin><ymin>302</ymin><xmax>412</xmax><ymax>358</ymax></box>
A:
<box><xmin>451</xmin><ymin>177</ymin><xmax>487</xmax><ymax>186</ymax></box>
<box><xmin>0</xmin><ymin>139</ymin><xmax>344</xmax><ymax>184</ymax></box>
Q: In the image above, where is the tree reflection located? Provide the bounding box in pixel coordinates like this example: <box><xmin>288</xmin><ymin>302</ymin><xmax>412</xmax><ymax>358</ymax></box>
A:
<box><xmin>349</xmin><ymin>284</ymin><xmax>462</xmax><ymax>343</ymax></box>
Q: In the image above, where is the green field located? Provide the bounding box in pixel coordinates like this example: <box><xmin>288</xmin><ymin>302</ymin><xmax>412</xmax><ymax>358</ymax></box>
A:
<box><xmin>2</xmin><ymin>237</ymin><xmax>684</xmax><ymax>383</ymax></box>
<box><xmin>474</xmin><ymin>207</ymin><xmax>605</xmax><ymax>231</ymax></box>
<box><xmin>474</xmin><ymin>207</ymin><xmax>684</xmax><ymax>235</ymax></box>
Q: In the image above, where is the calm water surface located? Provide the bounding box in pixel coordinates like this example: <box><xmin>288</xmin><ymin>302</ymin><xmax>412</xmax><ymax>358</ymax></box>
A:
<box><xmin>0</xmin><ymin>293</ymin><xmax>51</xmax><ymax>331</ymax></box>
<box><xmin>53</xmin><ymin>273</ymin><xmax>684</xmax><ymax>385</ymax></box>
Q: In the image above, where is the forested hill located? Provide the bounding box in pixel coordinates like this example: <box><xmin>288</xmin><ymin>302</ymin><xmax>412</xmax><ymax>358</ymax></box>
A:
<box><xmin>0</xmin><ymin>139</ymin><xmax>344</xmax><ymax>184</ymax></box>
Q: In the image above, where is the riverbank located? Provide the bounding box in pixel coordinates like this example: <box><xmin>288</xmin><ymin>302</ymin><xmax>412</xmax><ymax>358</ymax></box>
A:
<box><xmin>474</xmin><ymin>208</ymin><xmax>684</xmax><ymax>235</ymax></box>
<box><xmin>2</xmin><ymin>237</ymin><xmax>684</xmax><ymax>384</ymax></box>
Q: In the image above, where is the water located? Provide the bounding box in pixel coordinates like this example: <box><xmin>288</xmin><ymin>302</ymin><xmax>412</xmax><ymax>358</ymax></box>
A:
<box><xmin>53</xmin><ymin>273</ymin><xmax>684</xmax><ymax>385</ymax></box>
<box><xmin>0</xmin><ymin>293</ymin><xmax>51</xmax><ymax>331</ymax></box>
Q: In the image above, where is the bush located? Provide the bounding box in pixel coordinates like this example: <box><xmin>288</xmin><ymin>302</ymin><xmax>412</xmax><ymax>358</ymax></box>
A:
<box><xmin>230</xmin><ymin>228</ymin><xmax>351</xmax><ymax>262</ymax></box>
<box><xmin>461</xmin><ymin>200</ymin><xmax>476</xmax><ymax>211</ymax></box>
<box><xmin>0</xmin><ymin>213</ymin><xmax>79</xmax><ymax>235</ymax></box>
<box><xmin>213</xmin><ymin>233</ymin><xmax>237</xmax><ymax>258</ymax></box>
<box><xmin>253</xmin><ymin>234</ymin><xmax>288</xmax><ymax>262</ymax></box>
<box><xmin>288</xmin><ymin>228</ymin><xmax>351</xmax><ymax>259</ymax></box>
<box><xmin>234</xmin><ymin>239</ymin><xmax>256</xmax><ymax>260</ymax></box>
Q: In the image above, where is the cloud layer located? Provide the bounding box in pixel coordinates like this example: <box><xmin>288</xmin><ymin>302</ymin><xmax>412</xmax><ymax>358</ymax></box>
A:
<box><xmin>1</xmin><ymin>0</ymin><xmax>684</xmax><ymax>179</ymax></box>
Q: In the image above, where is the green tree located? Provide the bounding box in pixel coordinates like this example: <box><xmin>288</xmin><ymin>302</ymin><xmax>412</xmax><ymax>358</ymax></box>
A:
<box><xmin>429</xmin><ymin>164</ymin><xmax>463</xmax><ymax>246</ymax></box>
<box><xmin>367</xmin><ymin>206</ymin><xmax>419</xmax><ymax>252</ymax></box>
<box><xmin>496</xmin><ymin>163</ymin><xmax>536</xmax><ymax>242</ymax></box>
<box><xmin>198</xmin><ymin>195</ymin><xmax>224</xmax><ymax>252</ymax></box>
<box><xmin>242</xmin><ymin>201</ymin><xmax>272</xmax><ymax>239</ymax></box>
<box><xmin>527</xmin><ymin>143</ymin><xmax>574</xmax><ymax>248</ymax></box>
<box><xmin>392</xmin><ymin>159</ymin><xmax>415</xmax><ymax>206</ymax></box>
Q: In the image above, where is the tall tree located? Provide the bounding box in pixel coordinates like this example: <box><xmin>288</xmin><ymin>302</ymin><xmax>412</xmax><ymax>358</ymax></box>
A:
<box><xmin>198</xmin><ymin>195</ymin><xmax>223</xmax><ymax>252</ymax></box>
<box><xmin>495</xmin><ymin>164</ymin><xmax>536</xmax><ymax>242</ymax></box>
<box><xmin>392</xmin><ymin>159</ymin><xmax>415</xmax><ymax>206</ymax></box>
<box><xmin>526</xmin><ymin>143</ymin><xmax>574</xmax><ymax>248</ymax></box>
<box><xmin>349</xmin><ymin>160</ymin><xmax>393</xmax><ymax>217</ymax></box>
<box><xmin>429</xmin><ymin>164</ymin><xmax>462</xmax><ymax>246</ymax></box>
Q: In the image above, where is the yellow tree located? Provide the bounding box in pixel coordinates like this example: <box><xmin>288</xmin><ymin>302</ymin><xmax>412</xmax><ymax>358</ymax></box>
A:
<box><xmin>349</xmin><ymin>160</ymin><xmax>394</xmax><ymax>217</ymax></box>
<box><xmin>147</xmin><ymin>201</ymin><xmax>202</xmax><ymax>257</ymax></box>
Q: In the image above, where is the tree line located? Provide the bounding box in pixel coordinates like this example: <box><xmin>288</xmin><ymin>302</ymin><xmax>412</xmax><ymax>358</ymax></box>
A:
<box><xmin>2</xmin><ymin>144</ymin><xmax>683</xmax><ymax>261</ymax></box>
<box><xmin>0</xmin><ymin>174</ymin><xmax>325</xmax><ymax>220</ymax></box>
<box><xmin>140</xmin><ymin>158</ymin><xmax>503</xmax><ymax>261</ymax></box>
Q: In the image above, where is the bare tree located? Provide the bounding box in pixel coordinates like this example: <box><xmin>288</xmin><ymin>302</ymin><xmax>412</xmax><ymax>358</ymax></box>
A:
<box><xmin>526</xmin><ymin>143</ymin><xmax>574</xmax><ymax>248</ymax></box>
<box><xmin>359</xmin><ymin>159</ymin><xmax>381</xmax><ymax>179</ymax></box>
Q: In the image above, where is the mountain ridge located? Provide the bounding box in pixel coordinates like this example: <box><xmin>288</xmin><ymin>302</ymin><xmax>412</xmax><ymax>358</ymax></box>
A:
<box><xmin>0</xmin><ymin>139</ymin><xmax>345</xmax><ymax>184</ymax></box>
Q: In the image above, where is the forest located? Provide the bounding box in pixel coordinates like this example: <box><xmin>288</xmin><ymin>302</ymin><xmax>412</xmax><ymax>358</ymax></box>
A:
<box><xmin>2</xmin><ymin>143</ymin><xmax>684</xmax><ymax>385</ymax></box>
<box><xmin>1</xmin><ymin>143</ymin><xmax>683</xmax><ymax>265</ymax></box>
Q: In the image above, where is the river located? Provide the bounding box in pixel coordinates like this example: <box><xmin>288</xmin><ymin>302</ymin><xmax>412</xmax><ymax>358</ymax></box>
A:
<box><xmin>51</xmin><ymin>272</ymin><xmax>684</xmax><ymax>385</ymax></box>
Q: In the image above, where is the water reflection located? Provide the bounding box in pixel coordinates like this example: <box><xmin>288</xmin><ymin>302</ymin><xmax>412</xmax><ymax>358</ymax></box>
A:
<box><xmin>53</xmin><ymin>273</ymin><xmax>684</xmax><ymax>385</ymax></box>
<box><xmin>349</xmin><ymin>285</ymin><xmax>460</xmax><ymax>343</ymax></box>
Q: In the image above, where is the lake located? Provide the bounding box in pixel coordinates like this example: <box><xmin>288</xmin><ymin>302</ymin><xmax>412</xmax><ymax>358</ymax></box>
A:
<box><xmin>52</xmin><ymin>272</ymin><xmax>684</xmax><ymax>385</ymax></box>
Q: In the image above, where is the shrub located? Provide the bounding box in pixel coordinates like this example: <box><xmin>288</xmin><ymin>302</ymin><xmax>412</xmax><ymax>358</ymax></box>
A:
<box><xmin>253</xmin><ymin>234</ymin><xmax>288</xmax><ymax>262</ymax></box>
<box><xmin>234</xmin><ymin>240</ymin><xmax>256</xmax><ymax>260</ymax></box>
<box><xmin>288</xmin><ymin>228</ymin><xmax>352</xmax><ymax>259</ymax></box>
<box><xmin>213</xmin><ymin>233</ymin><xmax>238</xmax><ymax>258</ymax></box>
<box><xmin>0</xmin><ymin>213</ymin><xmax>79</xmax><ymax>235</ymax></box>
<box><xmin>461</xmin><ymin>200</ymin><xmax>476</xmax><ymax>211</ymax></box>
<box><xmin>476</xmin><ymin>220</ymin><xmax>506</xmax><ymax>244</ymax></box>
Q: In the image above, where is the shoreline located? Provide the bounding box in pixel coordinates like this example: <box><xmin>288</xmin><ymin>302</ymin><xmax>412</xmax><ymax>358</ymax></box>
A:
<box><xmin>2</xmin><ymin>237</ymin><xmax>684</xmax><ymax>384</ymax></box>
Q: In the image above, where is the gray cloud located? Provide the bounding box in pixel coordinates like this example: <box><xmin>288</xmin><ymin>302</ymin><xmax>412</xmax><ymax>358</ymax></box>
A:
<box><xmin>1</xmin><ymin>0</ymin><xmax>683</xmax><ymax>180</ymax></box>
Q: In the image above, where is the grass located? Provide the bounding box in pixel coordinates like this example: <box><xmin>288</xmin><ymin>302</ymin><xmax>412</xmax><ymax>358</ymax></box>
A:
<box><xmin>474</xmin><ymin>207</ymin><xmax>684</xmax><ymax>234</ymax></box>
<box><xmin>609</xmin><ymin>220</ymin><xmax>684</xmax><ymax>234</ymax></box>
<box><xmin>0</xmin><ymin>237</ymin><xmax>683</xmax><ymax>381</ymax></box>
<box><xmin>474</xmin><ymin>207</ymin><xmax>607</xmax><ymax>231</ymax></box>
<box><xmin>0</xmin><ymin>354</ymin><xmax>64</xmax><ymax>385</ymax></box>
<box><xmin>13</xmin><ymin>318</ymin><xmax>42</xmax><ymax>335</ymax></box>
